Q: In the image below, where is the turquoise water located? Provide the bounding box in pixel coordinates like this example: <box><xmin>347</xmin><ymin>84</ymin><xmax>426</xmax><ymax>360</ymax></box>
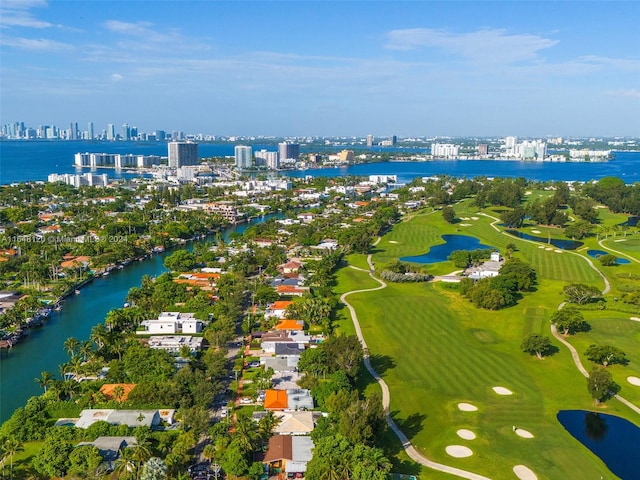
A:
<box><xmin>400</xmin><ymin>234</ymin><xmax>494</xmax><ymax>264</ymax></box>
<box><xmin>557</xmin><ymin>410</ymin><xmax>640</xmax><ymax>479</ymax></box>
<box><xmin>0</xmin><ymin>214</ymin><xmax>280</xmax><ymax>422</ymax></box>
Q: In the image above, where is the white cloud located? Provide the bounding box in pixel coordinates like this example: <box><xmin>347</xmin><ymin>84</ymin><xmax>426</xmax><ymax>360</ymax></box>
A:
<box><xmin>111</xmin><ymin>73</ymin><xmax>124</xmax><ymax>82</ymax></box>
<box><xmin>605</xmin><ymin>89</ymin><xmax>640</xmax><ymax>99</ymax></box>
<box><xmin>0</xmin><ymin>36</ymin><xmax>73</xmax><ymax>51</ymax></box>
<box><xmin>385</xmin><ymin>28</ymin><xmax>558</xmax><ymax>64</ymax></box>
<box><xmin>0</xmin><ymin>0</ymin><xmax>52</xmax><ymax>29</ymax></box>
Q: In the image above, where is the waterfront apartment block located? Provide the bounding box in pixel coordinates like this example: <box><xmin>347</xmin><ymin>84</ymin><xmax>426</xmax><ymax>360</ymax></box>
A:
<box><xmin>168</xmin><ymin>141</ymin><xmax>199</xmax><ymax>168</ymax></box>
<box><xmin>431</xmin><ymin>143</ymin><xmax>460</xmax><ymax>158</ymax></box>
<box><xmin>48</xmin><ymin>173</ymin><xmax>109</xmax><ymax>187</ymax></box>
<box><xmin>74</xmin><ymin>152</ymin><xmax>161</xmax><ymax>168</ymax></box>
<box><xmin>235</xmin><ymin>145</ymin><xmax>253</xmax><ymax>169</ymax></box>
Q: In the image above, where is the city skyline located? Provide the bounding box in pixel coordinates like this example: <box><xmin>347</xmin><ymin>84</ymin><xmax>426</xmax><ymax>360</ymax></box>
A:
<box><xmin>1</xmin><ymin>1</ymin><xmax>639</xmax><ymax>137</ymax></box>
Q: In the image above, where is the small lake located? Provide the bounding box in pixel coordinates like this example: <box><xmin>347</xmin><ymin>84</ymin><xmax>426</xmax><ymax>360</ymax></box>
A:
<box><xmin>400</xmin><ymin>234</ymin><xmax>495</xmax><ymax>264</ymax></box>
<box><xmin>619</xmin><ymin>216</ymin><xmax>639</xmax><ymax>227</ymax></box>
<box><xmin>557</xmin><ymin>410</ymin><xmax>640</xmax><ymax>480</ymax></box>
<box><xmin>505</xmin><ymin>230</ymin><xmax>584</xmax><ymax>250</ymax></box>
<box><xmin>587</xmin><ymin>249</ymin><xmax>631</xmax><ymax>265</ymax></box>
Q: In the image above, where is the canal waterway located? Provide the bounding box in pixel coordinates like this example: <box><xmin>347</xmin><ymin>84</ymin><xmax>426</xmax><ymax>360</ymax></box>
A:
<box><xmin>0</xmin><ymin>214</ymin><xmax>276</xmax><ymax>422</ymax></box>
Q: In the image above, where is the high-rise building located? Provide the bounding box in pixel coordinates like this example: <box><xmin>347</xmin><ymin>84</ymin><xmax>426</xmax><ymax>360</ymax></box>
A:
<box><xmin>88</xmin><ymin>122</ymin><xmax>94</xmax><ymax>140</ymax></box>
<box><xmin>107</xmin><ymin>124</ymin><xmax>115</xmax><ymax>141</ymax></box>
<box><xmin>366</xmin><ymin>134</ymin><xmax>374</xmax><ymax>147</ymax></box>
<box><xmin>390</xmin><ymin>135</ymin><xmax>397</xmax><ymax>146</ymax></box>
<box><xmin>70</xmin><ymin>122</ymin><xmax>78</xmax><ymax>140</ymax></box>
<box><xmin>234</xmin><ymin>145</ymin><xmax>253</xmax><ymax>169</ymax></box>
<box><xmin>278</xmin><ymin>142</ymin><xmax>300</xmax><ymax>162</ymax></box>
<box><xmin>168</xmin><ymin>141</ymin><xmax>199</xmax><ymax>168</ymax></box>
<box><xmin>122</xmin><ymin>124</ymin><xmax>131</xmax><ymax>141</ymax></box>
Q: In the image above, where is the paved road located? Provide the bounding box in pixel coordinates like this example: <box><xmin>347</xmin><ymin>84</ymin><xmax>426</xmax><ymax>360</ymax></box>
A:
<box><xmin>340</xmin><ymin>245</ymin><xmax>492</xmax><ymax>480</ymax></box>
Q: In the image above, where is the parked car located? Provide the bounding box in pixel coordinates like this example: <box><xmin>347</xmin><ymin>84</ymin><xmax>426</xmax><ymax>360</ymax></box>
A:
<box><xmin>240</xmin><ymin>397</ymin><xmax>252</xmax><ymax>404</ymax></box>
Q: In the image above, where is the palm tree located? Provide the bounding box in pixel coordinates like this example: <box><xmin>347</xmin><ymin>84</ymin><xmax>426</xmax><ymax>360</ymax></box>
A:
<box><xmin>63</xmin><ymin>336</ymin><xmax>80</xmax><ymax>358</ymax></box>
<box><xmin>233</xmin><ymin>416</ymin><xmax>258</xmax><ymax>454</ymax></box>
<box><xmin>90</xmin><ymin>323</ymin><xmax>109</xmax><ymax>350</ymax></box>
<box><xmin>35</xmin><ymin>371</ymin><xmax>54</xmax><ymax>393</ymax></box>
<box><xmin>130</xmin><ymin>442</ymin><xmax>152</xmax><ymax>480</ymax></box>
<box><xmin>78</xmin><ymin>340</ymin><xmax>94</xmax><ymax>362</ymax></box>
<box><xmin>257</xmin><ymin>411</ymin><xmax>281</xmax><ymax>442</ymax></box>
<box><xmin>114</xmin><ymin>447</ymin><xmax>136</xmax><ymax>478</ymax></box>
<box><xmin>2</xmin><ymin>437</ymin><xmax>23</xmax><ymax>480</ymax></box>
<box><xmin>113</xmin><ymin>385</ymin><xmax>125</xmax><ymax>402</ymax></box>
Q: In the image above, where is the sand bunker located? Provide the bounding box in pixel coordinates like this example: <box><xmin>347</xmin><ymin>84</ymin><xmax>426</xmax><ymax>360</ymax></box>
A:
<box><xmin>531</xmin><ymin>229</ymin><xmax>541</xmax><ymax>234</ymax></box>
<box><xmin>525</xmin><ymin>191</ymin><xmax>532</xmax><ymax>195</ymax></box>
<box><xmin>627</xmin><ymin>376</ymin><xmax>640</xmax><ymax>386</ymax></box>
<box><xmin>458</xmin><ymin>403</ymin><xmax>478</xmax><ymax>412</ymax></box>
<box><xmin>545</xmin><ymin>247</ymin><xmax>553</xmax><ymax>251</ymax></box>
<box><xmin>471</xmin><ymin>216</ymin><xmax>479</xmax><ymax>220</ymax></box>
<box><xmin>460</xmin><ymin>223</ymin><xmax>472</xmax><ymax>226</ymax></box>
<box><xmin>457</xmin><ymin>429</ymin><xmax>476</xmax><ymax>440</ymax></box>
<box><xmin>457</xmin><ymin>402</ymin><xmax>478</xmax><ymax>411</ymax></box>
<box><xmin>493</xmin><ymin>386</ymin><xmax>513</xmax><ymax>395</ymax></box>
<box><xmin>513</xmin><ymin>465</ymin><xmax>538</xmax><ymax>480</ymax></box>
<box><xmin>388</xmin><ymin>241</ymin><xmax>399</xmax><ymax>244</ymax></box>
<box><xmin>460</xmin><ymin>217</ymin><xmax>470</xmax><ymax>220</ymax></box>
<box><xmin>446</xmin><ymin>445</ymin><xmax>473</xmax><ymax>458</ymax></box>
<box><xmin>515</xmin><ymin>428</ymin><xmax>534</xmax><ymax>438</ymax></box>
<box><xmin>538</xmin><ymin>245</ymin><xmax>545</xmax><ymax>249</ymax></box>
<box><xmin>630</xmin><ymin>317</ymin><xmax>640</xmax><ymax>322</ymax></box>
<box><xmin>554</xmin><ymin>249</ymin><xmax>563</xmax><ymax>253</ymax></box>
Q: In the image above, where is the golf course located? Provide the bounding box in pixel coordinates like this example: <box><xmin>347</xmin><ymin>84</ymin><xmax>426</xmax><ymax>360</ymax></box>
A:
<box><xmin>336</xmin><ymin>200</ymin><xmax>640</xmax><ymax>480</ymax></box>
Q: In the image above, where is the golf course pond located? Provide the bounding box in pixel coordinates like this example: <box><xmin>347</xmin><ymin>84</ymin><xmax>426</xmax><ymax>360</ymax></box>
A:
<box><xmin>557</xmin><ymin>410</ymin><xmax>640</xmax><ymax>480</ymax></box>
<box><xmin>400</xmin><ymin>234</ymin><xmax>495</xmax><ymax>264</ymax></box>
<box><xmin>505</xmin><ymin>230</ymin><xmax>584</xmax><ymax>250</ymax></box>
<box><xmin>586</xmin><ymin>249</ymin><xmax>631</xmax><ymax>264</ymax></box>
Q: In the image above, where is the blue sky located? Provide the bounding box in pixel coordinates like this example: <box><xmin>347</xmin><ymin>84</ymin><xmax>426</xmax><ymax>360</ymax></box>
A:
<box><xmin>1</xmin><ymin>0</ymin><xmax>639</xmax><ymax>137</ymax></box>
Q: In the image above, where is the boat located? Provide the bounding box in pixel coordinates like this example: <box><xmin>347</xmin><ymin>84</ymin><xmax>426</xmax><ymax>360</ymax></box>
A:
<box><xmin>74</xmin><ymin>289</ymin><xmax>80</xmax><ymax>295</ymax></box>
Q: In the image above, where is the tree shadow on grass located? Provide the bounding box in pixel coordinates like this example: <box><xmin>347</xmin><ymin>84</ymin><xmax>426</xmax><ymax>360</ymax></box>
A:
<box><xmin>379</xmin><ymin>425</ymin><xmax>423</xmax><ymax>477</ymax></box>
<box><xmin>369</xmin><ymin>353</ymin><xmax>396</xmax><ymax>375</ymax></box>
<box><xmin>390</xmin><ymin>411</ymin><xmax>427</xmax><ymax>440</ymax></box>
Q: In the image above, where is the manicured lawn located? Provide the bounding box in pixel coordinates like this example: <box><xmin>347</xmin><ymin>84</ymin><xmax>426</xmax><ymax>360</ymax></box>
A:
<box><xmin>564</xmin><ymin>311</ymin><xmax>640</xmax><ymax>406</ymax></box>
<box><xmin>6</xmin><ymin>440</ymin><xmax>42</xmax><ymax>479</ymax></box>
<box><xmin>600</xmin><ymin>236</ymin><xmax>640</xmax><ymax>263</ymax></box>
<box><xmin>336</xmin><ymin>207</ymin><xmax>640</xmax><ymax>479</ymax></box>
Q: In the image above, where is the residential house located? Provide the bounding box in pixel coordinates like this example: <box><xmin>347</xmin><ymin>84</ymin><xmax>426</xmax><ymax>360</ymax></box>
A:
<box><xmin>74</xmin><ymin>409</ymin><xmax>174</xmax><ymax>429</ymax></box>
<box><xmin>98</xmin><ymin>384</ymin><xmax>136</xmax><ymax>402</ymax></box>
<box><xmin>147</xmin><ymin>335</ymin><xmax>203</xmax><ymax>353</ymax></box>
<box><xmin>76</xmin><ymin>436</ymin><xmax>138</xmax><ymax>471</ymax></box>
<box><xmin>264</xmin><ymin>389</ymin><xmax>289</xmax><ymax>411</ymax></box>
<box><xmin>261</xmin><ymin>435</ymin><xmax>314</xmax><ymax>478</ymax></box>
<box><xmin>287</xmin><ymin>389</ymin><xmax>314</xmax><ymax>411</ymax></box>
<box><xmin>137</xmin><ymin>312</ymin><xmax>203</xmax><ymax>335</ymax></box>
<box><xmin>265</xmin><ymin>300</ymin><xmax>293</xmax><ymax>319</ymax></box>
<box><xmin>275</xmin><ymin>319</ymin><xmax>304</xmax><ymax>332</ymax></box>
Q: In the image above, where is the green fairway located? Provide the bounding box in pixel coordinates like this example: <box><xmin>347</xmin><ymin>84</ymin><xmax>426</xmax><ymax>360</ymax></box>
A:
<box><xmin>337</xmin><ymin>206</ymin><xmax>640</xmax><ymax>479</ymax></box>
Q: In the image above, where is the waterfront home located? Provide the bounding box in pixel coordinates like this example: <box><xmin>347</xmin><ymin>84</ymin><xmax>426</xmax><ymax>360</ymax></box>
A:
<box><xmin>74</xmin><ymin>409</ymin><xmax>174</xmax><ymax>429</ymax></box>
<box><xmin>137</xmin><ymin>312</ymin><xmax>203</xmax><ymax>335</ymax></box>
<box><xmin>147</xmin><ymin>335</ymin><xmax>203</xmax><ymax>353</ymax></box>
<box><xmin>98</xmin><ymin>383</ymin><xmax>136</xmax><ymax>402</ymax></box>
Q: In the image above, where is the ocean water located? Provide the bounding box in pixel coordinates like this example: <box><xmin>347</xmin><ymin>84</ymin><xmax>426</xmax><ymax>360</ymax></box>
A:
<box><xmin>1</xmin><ymin>140</ymin><xmax>639</xmax><ymax>184</ymax></box>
